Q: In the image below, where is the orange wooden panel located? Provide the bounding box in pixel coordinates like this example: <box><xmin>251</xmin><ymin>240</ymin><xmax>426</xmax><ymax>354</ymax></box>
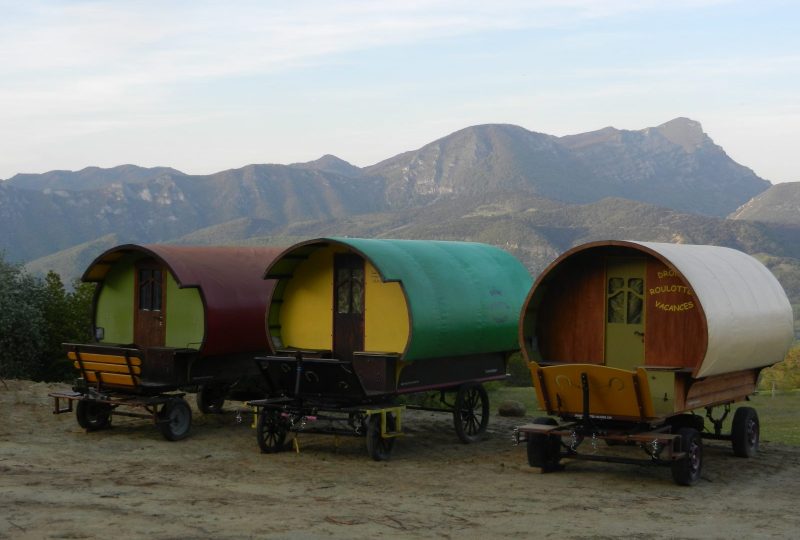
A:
<box><xmin>67</xmin><ymin>351</ymin><xmax>142</xmax><ymax>366</ymax></box>
<box><xmin>72</xmin><ymin>361</ymin><xmax>141</xmax><ymax>375</ymax></box>
<box><xmin>529</xmin><ymin>361</ymin><xmax>656</xmax><ymax>420</ymax></box>
<box><xmin>82</xmin><ymin>372</ymin><xmax>138</xmax><ymax>387</ymax></box>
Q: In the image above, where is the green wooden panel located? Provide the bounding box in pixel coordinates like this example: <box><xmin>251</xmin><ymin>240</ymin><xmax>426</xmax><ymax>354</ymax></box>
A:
<box><xmin>95</xmin><ymin>255</ymin><xmax>135</xmax><ymax>344</ymax></box>
<box><xmin>165</xmin><ymin>273</ymin><xmax>204</xmax><ymax>350</ymax></box>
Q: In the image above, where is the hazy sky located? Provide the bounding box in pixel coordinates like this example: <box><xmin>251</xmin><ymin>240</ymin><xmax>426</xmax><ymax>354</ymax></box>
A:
<box><xmin>2</xmin><ymin>0</ymin><xmax>798</xmax><ymax>183</ymax></box>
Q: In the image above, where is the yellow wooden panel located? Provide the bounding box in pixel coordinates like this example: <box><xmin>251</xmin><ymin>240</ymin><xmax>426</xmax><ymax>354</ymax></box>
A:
<box><xmin>72</xmin><ymin>361</ymin><xmax>142</xmax><ymax>375</ymax></box>
<box><xmin>279</xmin><ymin>245</ymin><xmax>340</xmax><ymax>350</ymax></box>
<box><xmin>67</xmin><ymin>351</ymin><xmax>142</xmax><ymax>366</ymax></box>
<box><xmin>82</xmin><ymin>371</ymin><xmax>138</xmax><ymax>387</ymax></box>
<box><xmin>364</xmin><ymin>261</ymin><xmax>409</xmax><ymax>354</ymax></box>
<box><xmin>529</xmin><ymin>361</ymin><xmax>656</xmax><ymax>420</ymax></box>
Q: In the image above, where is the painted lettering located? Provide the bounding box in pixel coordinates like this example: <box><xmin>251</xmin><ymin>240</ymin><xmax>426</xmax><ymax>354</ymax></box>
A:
<box><xmin>654</xmin><ymin>300</ymin><xmax>695</xmax><ymax>312</ymax></box>
<box><xmin>648</xmin><ymin>285</ymin><xmax>694</xmax><ymax>296</ymax></box>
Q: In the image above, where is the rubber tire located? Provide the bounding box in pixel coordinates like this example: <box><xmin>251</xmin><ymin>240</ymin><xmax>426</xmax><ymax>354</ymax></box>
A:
<box><xmin>671</xmin><ymin>427</ymin><xmax>703</xmax><ymax>486</ymax></box>
<box><xmin>257</xmin><ymin>409</ymin><xmax>288</xmax><ymax>454</ymax></box>
<box><xmin>366</xmin><ymin>413</ymin><xmax>396</xmax><ymax>461</ymax></box>
<box><xmin>75</xmin><ymin>401</ymin><xmax>112</xmax><ymax>431</ymax></box>
<box><xmin>453</xmin><ymin>383</ymin><xmax>490</xmax><ymax>444</ymax></box>
<box><xmin>196</xmin><ymin>385</ymin><xmax>226</xmax><ymax>414</ymax></box>
<box><xmin>731</xmin><ymin>406</ymin><xmax>759</xmax><ymax>458</ymax></box>
<box><xmin>158</xmin><ymin>398</ymin><xmax>192</xmax><ymax>441</ymax></box>
<box><xmin>526</xmin><ymin>417</ymin><xmax>561</xmax><ymax>472</ymax></box>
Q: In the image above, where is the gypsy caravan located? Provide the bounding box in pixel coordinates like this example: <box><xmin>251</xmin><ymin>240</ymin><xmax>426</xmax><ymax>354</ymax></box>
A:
<box><xmin>250</xmin><ymin>237</ymin><xmax>533</xmax><ymax>459</ymax></box>
<box><xmin>515</xmin><ymin>240</ymin><xmax>794</xmax><ymax>485</ymax></box>
<box><xmin>51</xmin><ymin>244</ymin><xmax>283</xmax><ymax>440</ymax></box>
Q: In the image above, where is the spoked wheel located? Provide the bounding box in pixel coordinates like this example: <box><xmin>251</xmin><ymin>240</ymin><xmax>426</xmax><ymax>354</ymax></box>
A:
<box><xmin>157</xmin><ymin>398</ymin><xmax>192</xmax><ymax>441</ymax></box>
<box><xmin>526</xmin><ymin>417</ymin><xmax>561</xmax><ymax>472</ymax></box>
<box><xmin>75</xmin><ymin>401</ymin><xmax>113</xmax><ymax>431</ymax></box>
<box><xmin>257</xmin><ymin>409</ymin><xmax>289</xmax><ymax>454</ymax></box>
<box><xmin>453</xmin><ymin>382</ymin><xmax>490</xmax><ymax>444</ymax></box>
<box><xmin>366</xmin><ymin>413</ymin><xmax>396</xmax><ymax>461</ymax></box>
<box><xmin>731</xmin><ymin>406</ymin><xmax>759</xmax><ymax>458</ymax></box>
<box><xmin>671</xmin><ymin>427</ymin><xmax>703</xmax><ymax>486</ymax></box>
<box><xmin>196</xmin><ymin>385</ymin><xmax>226</xmax><ymax>414</ymax></box>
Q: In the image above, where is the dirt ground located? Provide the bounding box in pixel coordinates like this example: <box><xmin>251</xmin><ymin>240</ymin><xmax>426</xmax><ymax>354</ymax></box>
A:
<box><xmin>2</xmin><ymin>380</ymin><xmax>800</xmax><ymax>540</ymax></box>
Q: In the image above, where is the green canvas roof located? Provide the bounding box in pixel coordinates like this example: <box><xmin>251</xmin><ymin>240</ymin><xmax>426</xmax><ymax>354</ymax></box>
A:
<box><xmin>266</xmin><ymin>238</ymin><xmax>533</xmax><ymax>361</ymax></box>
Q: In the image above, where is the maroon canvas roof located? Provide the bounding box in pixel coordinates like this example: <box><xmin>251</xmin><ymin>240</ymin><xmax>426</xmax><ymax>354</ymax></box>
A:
<box><xmin>83</xmin><ymin>244</ymin><xmax>283</xmax><ymax>357</ymax></box>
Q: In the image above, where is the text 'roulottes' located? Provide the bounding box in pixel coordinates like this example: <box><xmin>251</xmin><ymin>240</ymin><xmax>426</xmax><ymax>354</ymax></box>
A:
<box><xmin>52</xmin><ymin>243</ymin><xmax>283</xmax><ymax>440</ymax></box>
<box><xmin>251</xmin><ymin>237</ymin><xmax>533</xmax><ymax>459</ymax></box>
<box><xmin>515</xmin><ymin>240</ymin><xmax>794</xmax><ymax>485</ymax></box>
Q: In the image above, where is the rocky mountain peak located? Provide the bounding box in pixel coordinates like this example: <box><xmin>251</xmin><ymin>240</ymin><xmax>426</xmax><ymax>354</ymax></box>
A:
<box><xmin>652</xmin><ymin>117</ymin><xmax>709</xmax><ymax>152</ymax></box>
<box><xmin>290</xmin><ymin>154</ymin><xmax>362</xmax><ymax>178</ymax></box>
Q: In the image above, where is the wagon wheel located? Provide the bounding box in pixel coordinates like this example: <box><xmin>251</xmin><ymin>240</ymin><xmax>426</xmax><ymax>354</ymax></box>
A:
<box><xmin>453</xmin><ymin>382</ymin><xmax>490</xmax><ymax>444</ymax></box>
<box><xmin>671</xmin><ymin>427</ymin><xmax>703</xmax><ymax>486</ymax></box>
<box><xmin>76</xmin><ymin>401</ymin><xmax>112</xmax><ymax>431</ymax></box>
<box><xmin>366</xmin><ymin>413</ymin><xmax>396</xmax><ymax>461</ymax></box>
<box><xmin>257</xmin><ymin>409</ymin><xmax>289</xmax><ymax>454</ymax></box>
<box><xmin>157</xmin><ymin>398</ymin><xmax>192</xmax><ymax>441</ymax></box>
<box><xmin>526</xmin><ymin>417</ymin><xmax>561</xmax><ymax>472</ymax></box>
<box><xmin>731</xmin><ymin>406</ymin><xmax>759</xmax><ymax>458</ymax></box>
<box><xmin>196</xmin><ymin>384</ymin><xmax>226</xmax><ymax>414</ymax></box>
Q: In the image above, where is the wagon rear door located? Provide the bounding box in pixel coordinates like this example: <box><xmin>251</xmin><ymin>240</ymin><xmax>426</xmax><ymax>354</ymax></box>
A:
<box><xmin>134</xmin><ymin>259</ymin><xmax>167</xmax><ymax>349</ymax></box>
<box><xmin>604</xmin><ymin>258</ymin><xmax>645</xmax><ymax>370</ymax></box>
<box><xmin>333</xmin><ymin>253</ymin><xmax>365</xmax><ymax>362</ymax></box>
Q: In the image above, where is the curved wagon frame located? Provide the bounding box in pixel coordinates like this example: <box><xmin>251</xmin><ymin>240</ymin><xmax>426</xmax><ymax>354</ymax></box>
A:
<box><xmin>50</xmin><ymin>244</ymin><xmax>283</xmax><ymax>440</ymax></box>
<box><xmin>249</xmin><ymin>237</ymin><xmax>533</xmax><ymax>459</ymax></box>
<box><xmin>514</xmin><ymin>240</ymin><xmax>793</xmax><ymax>484</ymax></box>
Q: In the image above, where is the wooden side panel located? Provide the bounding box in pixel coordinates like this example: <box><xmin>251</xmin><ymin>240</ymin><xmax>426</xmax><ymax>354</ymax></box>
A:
<box><xmin>644</xmin><ymin>259</ymin><xmax>706</xmax><ymax>368</ymax></box>
<box><xmin>682</xmin><ymin>369</ymin><xmax>758</xmax><ymax>411</ymax></box>
<box><xmin>537</xmin><ymin>255</ymin><xmax>605</xmax><ymax>364</ymax></box>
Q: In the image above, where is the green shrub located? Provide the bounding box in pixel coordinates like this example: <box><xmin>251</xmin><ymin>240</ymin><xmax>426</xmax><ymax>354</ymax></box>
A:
<box><xmin>759</xmin><ymin>344</ymin><xmax>800</xmax><ymax>391</ymax></box>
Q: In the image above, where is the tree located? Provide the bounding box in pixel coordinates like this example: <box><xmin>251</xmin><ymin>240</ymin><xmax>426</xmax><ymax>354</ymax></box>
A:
<box><xmin>0</xmin><ymin>253</ymin><xmax>94</xmax><ymax>381</ymax></box>
<box><xmin>0</xmin><ymin>255</ymin><xmax>46</xmax><ymax>379</ymax></box>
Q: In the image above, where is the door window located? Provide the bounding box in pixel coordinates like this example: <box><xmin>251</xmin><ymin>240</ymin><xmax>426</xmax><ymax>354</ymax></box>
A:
<box><xmin>335</xmin><ymin>267</ymin><xmax>364</xmax><ymax>314</ymax></box>
<box><xmin>607</xmin><ymin>276</ymin><xmax>643</xmax><ymax>324</ymax></box>
<box><xmin>138</xmin><ymin>269</ymin><xmax>163</xmax><ymax>311</ymax></box>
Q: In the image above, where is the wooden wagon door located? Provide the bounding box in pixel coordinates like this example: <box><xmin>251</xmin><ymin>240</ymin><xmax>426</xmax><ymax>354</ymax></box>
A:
<box><xmin>604</xmin><ymin>258</ymin><xmax>645</xmax><ymax>371</ymax></box>
<box><xmin>134</xmin><ymin>260</ymin><xmax>167</xmax><ymax>349</ymax></box>
<box><xmin>333</xmin><ymin>254</ymin><xmax>365</xmax><ymax>362</ymax></box>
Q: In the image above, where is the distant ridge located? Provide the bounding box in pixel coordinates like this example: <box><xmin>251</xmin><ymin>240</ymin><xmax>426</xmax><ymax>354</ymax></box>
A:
<box><xmin>363</xmin><ymin>119</ymin><xmax>768</xmax><ymax>216</ymax></box>
<box><xmin>5</xmin><ymin>164</ymin><xmax>185</xmax><ymax>191</ymax></box>
<box><xmin>0</xmin><ymin>118</ymin><xmax>778</xmax><ymax>273</ymax></box>
<box><xmin>730</xmin><ymin>182</ymin><xmax>800</xmax><ymax>225</ymax></box>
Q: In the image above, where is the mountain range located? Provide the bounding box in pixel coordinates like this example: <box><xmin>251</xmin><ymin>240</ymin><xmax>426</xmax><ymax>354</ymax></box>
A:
<box><xmin>3</xmin><ymin>118</ymin><xmax>799</xmax><ymax>326</ymax></box>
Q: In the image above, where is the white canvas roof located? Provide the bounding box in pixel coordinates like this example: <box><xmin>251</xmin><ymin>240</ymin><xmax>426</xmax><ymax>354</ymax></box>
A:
<box><xmin>634</xmin><ymin>241</ymin><xmax>794</xmax><ymax>378</ymax></box>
